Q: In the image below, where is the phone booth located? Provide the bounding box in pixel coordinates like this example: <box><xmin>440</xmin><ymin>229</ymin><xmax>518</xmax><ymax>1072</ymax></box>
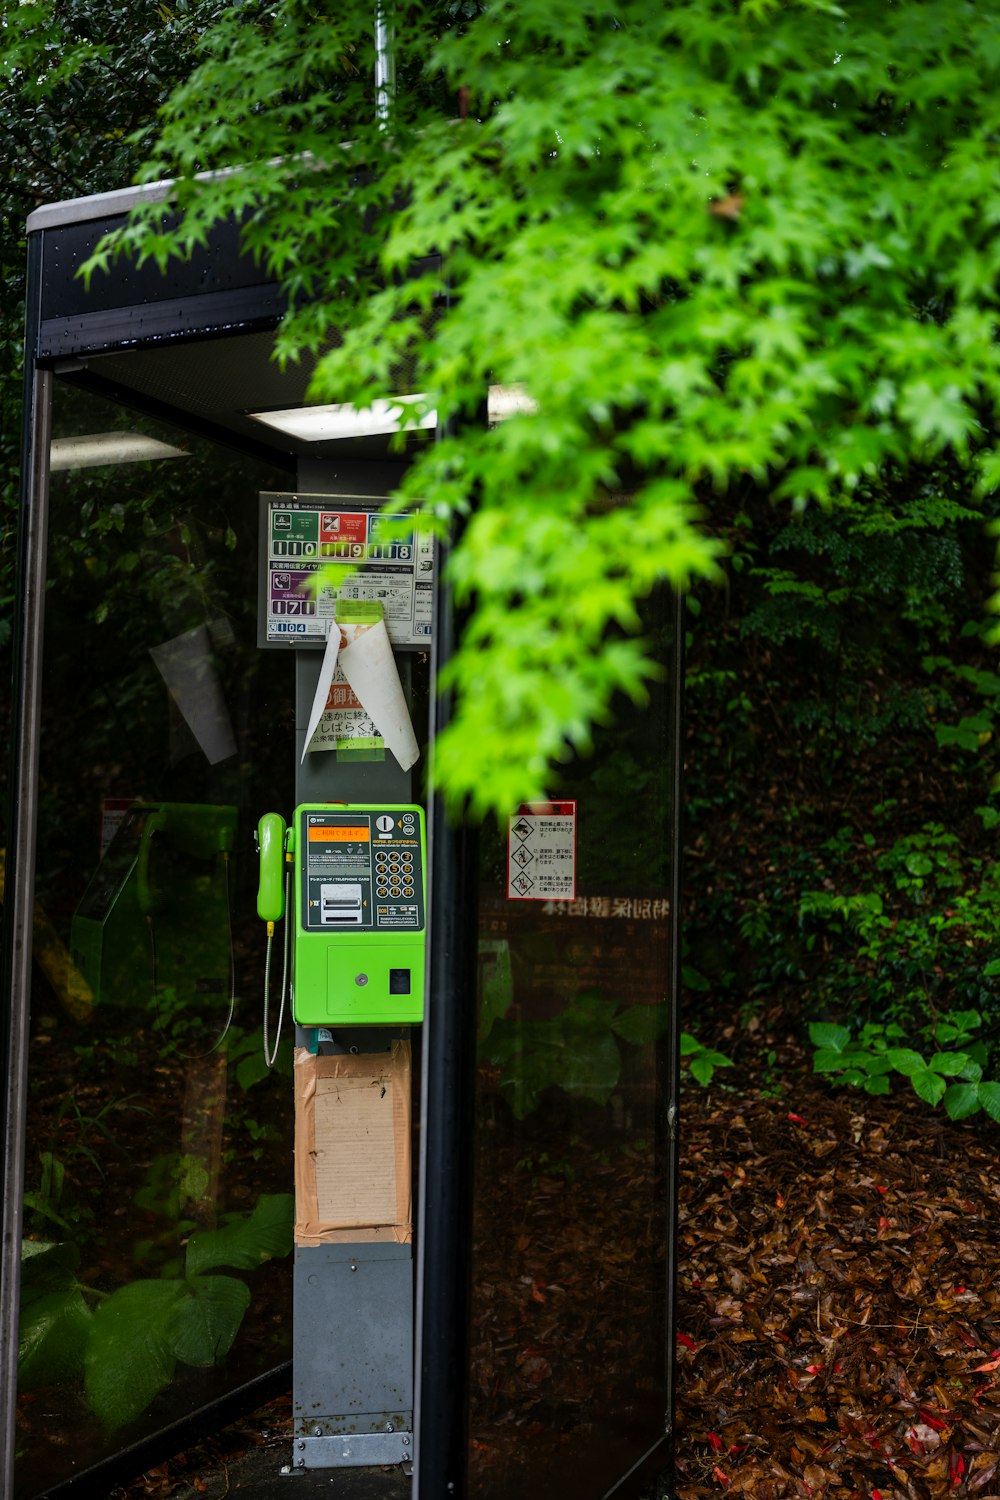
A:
<box><xmin>0</xmin><ymin>180</ymin><xmax>681</xmax><ymax>1499</ymax></box>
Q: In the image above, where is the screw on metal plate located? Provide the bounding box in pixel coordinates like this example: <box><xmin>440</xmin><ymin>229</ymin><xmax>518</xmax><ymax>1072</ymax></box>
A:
<box><xmin>402</xmin><ymin>1436</ymin><xmax>411</xmax><ymax>1447</ymax></box>
<box><xmin>350</xmin><ymin>1258</ymin><xmax>358</xmax><ymax>1271</ymax></box>
<box><xmin>296</xmin><ymin>1456</ymin><xmax>305</xmax><ymax>1468</ymax></box>
<box><xmin>297</xmin><ymin>1440</ymin><xmax>305</xmax><ymax>1450</ymax></box>
<box><xmin>313</xmin><ymin>1425</ymin><xmax>323</xmax><ymax>1436</ymax></box>
<box><xmin>385</xmin><ymin>1423</ymin><xmax>395</xmax><ymax>1433</ymax></box>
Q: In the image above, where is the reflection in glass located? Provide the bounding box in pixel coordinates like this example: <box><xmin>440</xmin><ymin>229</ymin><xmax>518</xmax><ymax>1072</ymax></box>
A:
<box><xmin>468</xmin><ymin>601</ymin><xmax>672</xmax><ymax>1497</ymax></box>
<box><xmin>15</xmin><ymin>380</ymin><xmax>294</xmax><ymax>1497</ymax></box>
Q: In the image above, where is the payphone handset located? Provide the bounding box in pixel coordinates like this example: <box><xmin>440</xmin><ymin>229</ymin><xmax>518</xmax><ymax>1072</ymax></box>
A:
<box><xmin>257</xmin><ymin>804</ymin><xmax>426</xmax><ymax>1030</ymax></box>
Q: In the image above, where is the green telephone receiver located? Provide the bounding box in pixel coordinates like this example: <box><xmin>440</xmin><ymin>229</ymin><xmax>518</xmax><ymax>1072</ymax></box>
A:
<box><xmin>256</xmin><ymin>812</ymin><xmax>287</xmax><ymax>925</ymax></box>
<box><xmin>257</xmin><ymin>803</ymin><xmax>426</xmax><ymax>1026</ymax></box>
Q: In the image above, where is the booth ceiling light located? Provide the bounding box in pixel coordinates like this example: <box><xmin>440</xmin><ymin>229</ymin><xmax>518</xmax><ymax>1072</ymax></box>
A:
<box><xmin>248</xmin><ymin>385</ymin><xmax>539</xmax><ymax>441</ymax></box>
<box><xmin>487</xmin><ymin>383</ymin><xmax>539</xmax><ymax>421</ymax></box>
<box><xmin>248</xmin><ymin>397</ymin><xmax>437</xmax><ymax>441</ymax></box>
<box><xmin>50</xmin><ymin>432</ymin><xmax>189</xmax><ymax>471</ymax></box>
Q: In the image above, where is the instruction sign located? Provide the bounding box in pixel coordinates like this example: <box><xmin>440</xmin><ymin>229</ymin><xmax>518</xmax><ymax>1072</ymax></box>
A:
<box><xmin>507</xmin><ymin>801</ymin><xmax>577</xmax><ymax>901</ymax></box>
<box><xmin>259</xmin><ymin>493</ymin><xmax>434</xmax><ymax>649</ymax></box>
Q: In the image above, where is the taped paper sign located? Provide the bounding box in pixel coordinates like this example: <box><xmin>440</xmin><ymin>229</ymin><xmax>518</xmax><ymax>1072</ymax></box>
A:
<box><xmin>301</xmin><ymin>606</ymin><xmax>419</xmax><ymax>771</ymax></box>
<box><xmin>307</xmin><ymin>667</ymin><xmax>383</xmax><ymax>758</ymax></box>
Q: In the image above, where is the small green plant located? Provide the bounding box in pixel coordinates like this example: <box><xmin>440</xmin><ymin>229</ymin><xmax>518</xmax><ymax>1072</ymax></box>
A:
<box><xmin>680</xmin><ymin>1032</ymin><xmax>734</xmax><ymax>1087</ymax></box>
<box><xmin>134</xmin><ymin>1151</ymin><xmax>208</xmax><ymax>1222</ymax></box>
<box><xmin>225</xmin><ymin>1024</ymin><xmax>293</xmax><ymax>1093</ymax></box>
<box><xmin>808</xmin><ymin>1012</ymin><xmax>1000</xmax><ymax>1121</ymax></box>
<box><xmin>924</xmin><ymin>658</ymin><xmax>1000</xmax><ymax>754</ymax></box>
<box><xmin>23</xmin><ymin>1152</ymin><xmax>72</xmax><ymax>1233</ymax></box>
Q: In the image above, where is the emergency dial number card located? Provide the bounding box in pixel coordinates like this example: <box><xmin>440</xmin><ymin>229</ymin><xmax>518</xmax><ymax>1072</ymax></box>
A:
<box><xmin>259</xmin><ymin>493</ymin><xmax>434</xmax><ymax>649</ymax></box>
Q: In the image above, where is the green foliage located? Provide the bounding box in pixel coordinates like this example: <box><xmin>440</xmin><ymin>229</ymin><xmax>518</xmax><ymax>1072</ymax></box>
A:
<box><xmin>22</xmin><ymin>1151</ymin><xmax>70</xmax><ymax>1233</ymax></box>
<box><xmin>17</xmin><ymin>1243</ymin><xmax>92</xmax><ymax>1394</ymax></box>
<box><xmin>228</xmin><ymin>1025</ymin><xmax>293</xmax><ymax>1094</ymax></box>
<box><xmin>924</xmin><ymin>655</ymin><xmax>1000</xmax><ymax>755</ymax></box>
<box><xmin>133</xmin><ymin>1152</ymin><xmax>208</xmax><ymax>1225</ymax></box>
<box><xmin>724</xmin><ymin>489</ymin><xmax>982</xmax><ymax>783</ymax></box>
<box><xmin>478</xmin><ymin>940</ymin><xmax>514</xmax><ymax>1043</ymax></box>
<box><xmin>22</xmin><ymin>1092</ymin><xmax>151</xmax><ymax>1237</ymax></box>
<box><xmin>680</xmin><ymin>1032</ymin><xmax>734</xmax><ymax>1088</ymax></box>
<box><xmin>798</xmin><ymin>823</ymin><xmax>1000</xmax><ymax>1031</ymax></box>
<box><xmin>38</xmin><ymin>0</ymin><xmax>1000</xmax><ymax>815</ymax></box>
<box><xmin>185</xmin><ymin>1193</ymin><xmax>295</xmax><ymax>1277</ymax></box>
<box><xmin>18</xmin><ymin>1193</ymin><xmax>293</xmax><ymax>1430</ymax></box>
<box><xmin>0</xmin><ymin>0</ymin><xmax>223</xmax><ymax>651</ymax></box>
<box><xmin>807</xmin><ymin>1013</ymin><xmax>1000</xmax><ymax>1121</ymax></box>
<box><xmin>480</xmin><ymin>988</ymin><xmax>665</xmax><ymax>1118</ymax></box>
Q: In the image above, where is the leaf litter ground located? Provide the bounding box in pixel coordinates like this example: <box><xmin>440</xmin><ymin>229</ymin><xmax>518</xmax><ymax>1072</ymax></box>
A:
<box><xmin>676</xmin><ymin>1044</ymin><xmax>1000</xmax><ymax>1500</ymax></box>
<box><xmin>112</xmin><ymin>1045</ymin><xmax>1000</xmax><ymax>1499</ymax></box>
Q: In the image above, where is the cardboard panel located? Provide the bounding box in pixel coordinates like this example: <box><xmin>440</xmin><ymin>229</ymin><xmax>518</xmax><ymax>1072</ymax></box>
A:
<box><xmin>294</xmin><ymin>1042</ymin><xmax>412</xmax><ymax>1245</ymax></box>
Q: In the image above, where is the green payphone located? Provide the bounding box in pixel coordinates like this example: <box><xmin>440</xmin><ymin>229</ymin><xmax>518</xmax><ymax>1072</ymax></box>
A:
<box><xmin>256</xmin><ymin>492</ymin><xmax>428</xmax><ymax>1472</ymax></box>
<box><xmin>257</xmin><ymin>803</ymin><xmax>426</xmax><ymax>1027</ymax></box>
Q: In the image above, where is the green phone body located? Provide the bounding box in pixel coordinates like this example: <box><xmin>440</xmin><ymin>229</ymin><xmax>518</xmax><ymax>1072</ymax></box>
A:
<box><xmin>288</xmin><ymin>803</ymin><xmax>426</xmax><ymax>1026</ymax></box>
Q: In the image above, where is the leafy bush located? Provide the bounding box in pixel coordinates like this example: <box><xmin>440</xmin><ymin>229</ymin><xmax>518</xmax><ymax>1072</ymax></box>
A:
<box><xmin>18</xmin><ymin>1193</ymin><xmax>293</xmax><ymax>1430</ymax></box>
<box><xmin>808</xmin><ymin>1014</ymin><xmax>1000</xmax><ymax>1123</ymax></box>
<box><xmin>799</xmin><ymin>824</ymin><xmax>1000</xmax><ymax>1033</ymax></box>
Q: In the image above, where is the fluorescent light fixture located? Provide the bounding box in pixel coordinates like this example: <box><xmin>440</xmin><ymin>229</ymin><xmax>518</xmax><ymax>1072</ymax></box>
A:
<box><xmin>248</xmin><ymin>397</ymin><xmax>437</xmax><ymax>442</ymax></box>
<box><xmin>487</xmin><ymin>383</ymin><xmax>539</xmax><ymax>421</ymax></box>
<box><xmin>50</xmin><ymin>432</ymin><xmax>189</xmax><ymax>471</ymax></box>
<box><xmin>248</xmin><ymin>384</ymin><xmax>538</xmax><ymax>443</ymax></box>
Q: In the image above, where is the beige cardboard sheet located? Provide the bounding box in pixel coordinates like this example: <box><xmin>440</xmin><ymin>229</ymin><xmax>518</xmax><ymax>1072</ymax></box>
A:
<box><xmin>294</xmin><ymin>1042</ymin><xmax>412</xmax><ymax>1246</ymax></box>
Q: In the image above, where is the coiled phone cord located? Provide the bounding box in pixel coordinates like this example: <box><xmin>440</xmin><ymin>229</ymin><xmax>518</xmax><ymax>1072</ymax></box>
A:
<box><xmin>263</xmin><ymin>867</ymin><xmax>290</xmax><ymax>1069</ymax></box>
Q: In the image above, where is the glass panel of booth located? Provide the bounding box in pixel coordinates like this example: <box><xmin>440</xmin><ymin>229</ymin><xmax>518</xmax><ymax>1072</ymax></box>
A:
<box><xmin>466</xmin><ymin>593</ymin><xmax>674</xmax><ymax>1497</ymax></box>
<box><xmin>14</xmin><ymin>375</ymin><xmax>295</xmax><ymax>1496</ymax></box>
<box><xmin>13</xmin><ymin>356</ymin><xmax>673</xmax><ymax>1496</ymax></box>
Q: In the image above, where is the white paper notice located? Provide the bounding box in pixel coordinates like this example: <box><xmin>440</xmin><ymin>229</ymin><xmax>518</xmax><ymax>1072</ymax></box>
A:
<box><xmin>301</xmin><ymin>618</ymin><xmax>343</xmax><ymax>760</ymax></box>
<box><xmin>301</xmin><ymin>619</ymin><xmax>419</xmax><ymax>771</ymax></box>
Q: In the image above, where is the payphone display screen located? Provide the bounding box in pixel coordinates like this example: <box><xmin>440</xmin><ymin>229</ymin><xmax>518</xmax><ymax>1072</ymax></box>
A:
<box><xmin>299</xmin><ymin>809</ymin><xmax>425</xmax><ymax>934</ymax></box>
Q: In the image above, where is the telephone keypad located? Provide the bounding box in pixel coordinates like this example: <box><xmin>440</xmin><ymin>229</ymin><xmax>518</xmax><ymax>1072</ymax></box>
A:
<box><xmin>371</xmin><ymin>837</ymin><xmax>420</xmax><ymax>907</ymax></box>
